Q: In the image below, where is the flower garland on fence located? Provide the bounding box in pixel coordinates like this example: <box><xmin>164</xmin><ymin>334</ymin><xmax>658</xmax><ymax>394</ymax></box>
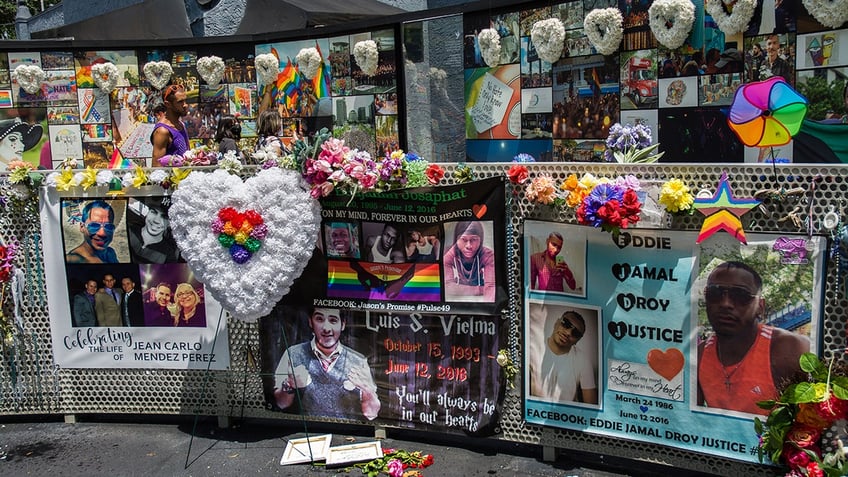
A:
<box><xmin>254</xmin><ymin>53</ymin><xmax>279</xmax><ymax>86</ymax></box>
<box><xmin>12</xmin><ymin>64</ymin><xmax>45</xmax><ymax>95</ymax></box>
<box><xmin>704</xmin><ymin>0</ymin><xmax>756</xmax><ymax>36</ymax></box>
<box><xmin>756</xmin><ymin>353</ymin><xmax>848</xmax><ymax>476</ymax></box>
<box><xmin>197</xmin><ymin>55</ymin><xmax>226</xmax><ymax>87</ymax></box>
<box><xmin>801</xmin><ymin>0</ymin><xmax>848</xmax><ymax>29</ymax></box>
<box><xmin>477</xmin><ymin>28</ymin><xmax>502</xmax><ymax>67</ymax></box>
<box><xmin>530</xmin><ymin>18</ymin><xmax>565</xmax><ymax>64</ymax></box>
<box><xmin>91</xmin><ymin>62</ymin><xmax>120</xmax><ymax>94</ymax></box>
<box><xmin>353</xmin><ymin>40</ymin><xmax>380</xmax><ymax>76</ymax></box>
<box><xmin>583</xmin><ymin>8</ymin><xmax>624</xmax><ymax>56</ymax></box>
<box><xmin>296</xmin><ymin>47</ymin><xmax>322</xmax><ymax>79</ymax></box>
<box><xmin>648</xmin><ymin>0</ymin><xmax>696</xmax><ymax>50</ymax></box>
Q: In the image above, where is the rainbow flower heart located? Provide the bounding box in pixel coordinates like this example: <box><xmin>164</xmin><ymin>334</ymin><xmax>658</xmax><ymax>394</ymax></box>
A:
<box><xmin>212</xmin><ymin>207</ymin><xmax>268</xmax><ymax>264</ymax></box>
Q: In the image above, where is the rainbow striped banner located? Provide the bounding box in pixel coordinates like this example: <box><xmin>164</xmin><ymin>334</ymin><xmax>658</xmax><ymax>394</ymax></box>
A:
<box><xmin>327</xmin><ymin>261</ymin><xmax>441</xmax><ymax>302</ymax></box>
<box><xmin>312</xmin><ymin>42</ymin><xmax>331</xmax><ymax>99</ymax></box>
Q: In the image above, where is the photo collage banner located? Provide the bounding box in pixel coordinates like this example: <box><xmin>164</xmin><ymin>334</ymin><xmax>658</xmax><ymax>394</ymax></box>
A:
<box><xmin>522</xmin><ymin>220</ymin><xmax>826</xmax><ymax>462</ymax></box>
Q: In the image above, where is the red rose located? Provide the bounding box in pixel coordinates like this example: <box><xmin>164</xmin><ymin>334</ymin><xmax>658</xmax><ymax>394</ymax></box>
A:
<box><xmin>218</xmin><ymin>207</ymin><xmax>238</xmax><ymax>221</ymax></box>
<box><xmin>597</xmin><ymin>201</ymin><xmax>623</xmax><ymax>227</ymax></box>
<box><xmin>786</xmin><ymin>424</ymin><xmax>822</xmax><ymax>449</ymax></box>
<box><xmin>806</xmin><ymin>462</ymin><xmax>825</xmax><ymax>477</ymax></box>
<box><xmin>507</xmin><ymin>165</ymin><xmax>529</xmax><ymax>185</ymax></box>
<box><xmin>814</xmin><ymin>394</ymin><xmax>848</xmax><ymax>424</ymax></box>
<box><xmin>782</xmin><ymin>444</ymin><xmax>812</xmax><ymax>471</ymax></box>
<box><xmin>425</xmin><ymin>164</ymin><xmax>445</xmax><ymax>185</ymax></box>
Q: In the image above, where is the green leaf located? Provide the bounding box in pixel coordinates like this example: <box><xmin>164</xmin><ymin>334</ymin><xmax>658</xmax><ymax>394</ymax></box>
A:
<box><xmin>786</xmin><ymin>382</ymin><xmax>821</xmax><ymax>403</ymax></box>
<box><xmin>832</xmin><ymin>377</ymin><xmax>848</xmax><ymax>399</ymax></box>
<box><xmin>756</xmin><ymin>399</ymin><xmax>777</xmax><ymax>410</ymax></box>
<box><xmin>799</xmin><ymin>352</ymin><xmax>823</xmax><ymax>373</ymax></box>
<box><xmin>753</xmin><ymin>417</ymin><xmax>764</xmax><ymax>434</ymax></box>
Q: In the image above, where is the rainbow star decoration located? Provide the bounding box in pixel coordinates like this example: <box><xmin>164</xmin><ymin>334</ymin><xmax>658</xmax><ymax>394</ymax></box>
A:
<box><xmin>693</xmin><ymin>172</ymin><xmax>760</xmax><ymax>244</ymax></box>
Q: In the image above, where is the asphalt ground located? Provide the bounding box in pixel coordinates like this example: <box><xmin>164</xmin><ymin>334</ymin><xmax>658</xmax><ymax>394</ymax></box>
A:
<box><xmin>0</xmin><ymin>415</ymin><xmax>731</xmax><ymax>476</ymax></box>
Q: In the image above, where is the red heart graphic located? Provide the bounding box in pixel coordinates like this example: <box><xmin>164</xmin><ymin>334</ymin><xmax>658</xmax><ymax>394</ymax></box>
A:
<box><xmin>646</xmin><ymin>348</ymin><xmax>684</xmax><ymax>381</ymax></box>
<box><xmin>472</xmin><ymin>204</ymin><xmax>487</xmax><ymax>219</ymax></box>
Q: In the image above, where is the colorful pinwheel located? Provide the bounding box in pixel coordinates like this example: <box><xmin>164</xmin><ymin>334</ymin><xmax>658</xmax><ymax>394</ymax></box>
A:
<box><xmin>727</xmin><ymin>77</ymin><xmax>808</xmax><ymax>147</ymax></box>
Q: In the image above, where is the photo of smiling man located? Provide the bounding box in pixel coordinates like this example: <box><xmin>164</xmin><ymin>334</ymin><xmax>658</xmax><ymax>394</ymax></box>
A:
<box><xmin>62</xmin><ymin>198</ymin><xmax>130</xmax><ymax>264</ymax></box>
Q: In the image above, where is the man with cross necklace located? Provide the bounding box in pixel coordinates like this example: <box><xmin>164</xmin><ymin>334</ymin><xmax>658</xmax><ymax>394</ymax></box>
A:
<box><xmin>697</xmin><ymin>261</ymin><xmax>809</xmax><ymax>415</ymax></box>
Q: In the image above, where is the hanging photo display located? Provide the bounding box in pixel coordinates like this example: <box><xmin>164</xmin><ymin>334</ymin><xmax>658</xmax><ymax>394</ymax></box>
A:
<box><xmin>39</xmin><ymin>189</ymin><xmax>229</xmax><ymax>369</ymax></box>
<box><xmin>523</xmin><ymin>220</ymin><xmax>825</xmax><ymax>463</ymax></box>
<box><xmin>259</xmin><ymin>178</ymin><xmax>508</xmax><ymax>432</ymax></box>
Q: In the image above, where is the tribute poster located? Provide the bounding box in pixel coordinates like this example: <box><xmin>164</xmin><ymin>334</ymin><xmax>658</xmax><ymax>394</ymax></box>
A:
<box><xmin>40</xmin><ymin>188</ymin><xmax>229</xmax><ymax>369</ymax></box>
<box><xmin>523</xmin><ymin>220</ymin><xmax>825</xmax><ymax>463</ymax></box>
<box><xmin>260</xmin><ymin>178</ymin><xmax>508</xmax><ymax>434</ymax></box>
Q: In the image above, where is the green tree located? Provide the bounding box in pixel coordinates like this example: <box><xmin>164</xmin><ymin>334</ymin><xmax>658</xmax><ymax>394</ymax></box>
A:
<box><xmin>797</xmin><ymin>75</ymin><xmax>847</xmax><ymax>120</ymax></box>
<box><xmin>0</xmin><ymin>1</ymin><xmax>62</xmax><ymax>39</ymax></box>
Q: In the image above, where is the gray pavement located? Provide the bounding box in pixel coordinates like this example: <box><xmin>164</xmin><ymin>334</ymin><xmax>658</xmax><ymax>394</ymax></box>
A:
<box><xmin>0</xmin><ymin>415</ymin><xmax>716</xmax><ymax>476</ymax></box>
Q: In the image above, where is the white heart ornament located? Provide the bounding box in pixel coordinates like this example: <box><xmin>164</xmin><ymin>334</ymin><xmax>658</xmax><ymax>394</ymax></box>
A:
<box><xmin>801</xmin><ymin>0</ymin><xmax>848</xmax><ymax>29</ymax></box>
<box><xmin>530</xmin><ymin>18</ymin><xmax>565</xmax><ymax>64</ymax></box>
<box><xmin>197</xmin><ymin>55</ymin><xmax>225</xmax><ymax>87</ymax></box>
<box><xmin>143</xmin><ymin>61</ymin><xmax>174</xmax><ymax>90</ymax></box>
<box><xmin>91</xmin><ymin>62</ymin><xmax>120</xmax><ymax>94</ymax></box>
<box><xmin>254</xmin><ymin>53</ymin><xmax>279</xmax><ymax>86</ymax></box>
<box><xmin>649</xmin><ymin>0</ymin><xmax>695</xmax><ymax>49</ymax></box>
<box><xmin>12</xmin><ymin>64</ymin><xmax>46</xmax><ymax>95</ymax></box>
<box><xmin>353</xmin><ymin>40</ymin><xmax>379</xmax><ymax>76</ymax></box>
<box><xmin>704</xmin><ymin>0</ymin><xmax>756</xmax><ymax>35</ymax></box>
<box><xmin>296</xmin><ymin>47</ymin><xmax>322</xmax><ymax>79</ymax></box>
<box><xmin>584</xmin><ymin>8</ymin><xmax>624</xmax><ymax>56</ymax></box>
<box><xmin>169</xmin><ymin>168</ymin><xmax>322</xmax><ymax>321</ymax></box>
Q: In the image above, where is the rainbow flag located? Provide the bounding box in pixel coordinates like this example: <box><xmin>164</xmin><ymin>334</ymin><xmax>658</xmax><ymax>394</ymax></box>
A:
<box><xmin>277</xmin><ymin>58</ymin><xmax>302</xmax><ymax>112</ymax></box>
<box><xmin>591</xmin><ymin>67</ymin><xmax>602</xmax><ymax>97</ymax></box>
<box><xmin>312</xmin><ymin>42</ymin><xmax>331</xmax><ymax>99</ymax></box>
<box><xmin>108</xmin><ymin>146</ymin><xmax>131</xmax><ymax>169</ymax></box>
<box><xmin>327</xmin><ymin>262</ymin><xmax>442</xmax><ymax>302</ymax></box>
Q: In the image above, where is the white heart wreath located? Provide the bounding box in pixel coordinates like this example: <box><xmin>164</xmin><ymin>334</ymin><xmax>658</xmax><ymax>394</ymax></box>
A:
<box><xmin>197</xmin><ymin>55</ymin><xmax>226</xmax><ymax>87</ymax></box>
<box><xmin>477</xmin><ymin>28</ymin><xmax>502</xmax><ymax>67</ymax></box>
<box><xmin>584</xmin><ymin>8</ymin><xmax>624</xmax><ymax>56</ymax></box>
<box><xmin>12</xmin><ymin>64</ymin><xmax>46</xmax><ymax>95</ymax></box>
<box><xmin>142</xmin><ymin>61</ymin><xmax>174</xmax><ymax>90</ymax></box>
<box><xmin>530</xmin><ymin>18</ymin><xmax>565</xmax><ymax>64</ymax></box>
<box><xmin>649</xmin><ymin>0</ymin><xmax>696</xmax><ymax>49</ymax></box>
<box><xmin>801</xmin><ymin>0</ymin><xmax>848</xmax><ymax>29</ymax></box>
<box><xmin>704</xmin><ymin>0</ymin><xmax>756</xmax><ymax>36</ymax></box>
<box><xmin>254</xmin><ymin>53</ymin><xmax>279</xmax><ymax>87</ymax></box>
<box><xmin>169</xmin><ymin>168</ymin><xmax>322</xmax><ymax>321</ymax></box>
<box><xmin>296</xmin><ymin>47</ymin><xmax>322</xmax><ymax>79</ymax></box>
<box><xmin>353</xmin><ymin>40</ymin><xmax>379</xmax><ymax>77</ymax></box>
<box><xmin>91</xmin><ymin>62</ymin><xmax>120</xmax><ymax>94</ymax></box>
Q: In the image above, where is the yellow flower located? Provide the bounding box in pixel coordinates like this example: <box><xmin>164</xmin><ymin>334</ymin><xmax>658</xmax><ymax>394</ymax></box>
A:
<box><xmin>170</xmin><ymin>168</ymin><xmax>192</xmax><ymax>188</ymax></box>
<box><xmin>132</xmin><ymin>165</ymin><xmax>148</xmax><ymax>188</ymax></box>
<box><xmin>560</xmin><ymin>173</ymin><xmax>579</xmax><ymax>192</ymax></box>
<box><xmin>390</xmin><ymin>149</ymin><xmax>404</xmax><ymax>160</ymax></box>
<box><xmin>659</xmin><ymin>179</ymin><xmax>694</xmax><ymax>213</ymax></box>
<box><xmin>79</xmin><ymin>167</ymin><xmax>98</xmax><ymax>190</ymax></box>
<box><xmin>578</xmin><ymin>172</ymin><xmax>598</xmax><ymax>191</ymax></box>
<box><xmin>566</xmin><ymin>189</ymin><xmax>588</xmax><ymax>208</ymax></box>
<box><xmin>234</xmin><ymin>231</ymin><xmax>249</xmax><ymax>244</ymax></box>
<box><xmin>55</xmin><ymin>169</ymin><xmax>75</xmax><ymax>191</ymax></box>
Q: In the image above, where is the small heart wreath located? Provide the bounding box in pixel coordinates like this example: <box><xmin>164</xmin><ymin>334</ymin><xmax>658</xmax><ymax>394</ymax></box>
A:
<box><xmin>477</xmin><ymin>28</ymin><xmax>501</xmax><ymax>67</ymax></box>
<box><xmin>142</xmin><ymin>61</ymin><xmax>174</xmax><ymax>90</ymax></box>
<box><xmin>530</xmin><ymin>18</ymin><xmax>566</xmax><ymax>64</ymax></box>
<box><xmin>12</xmin><ymin>64</ymin><xmax>46</xmax><ymax>95</ymax></box>
<box><xmin>296</xmin><ymin>47</ymin><xmax>322</xmax><ymax>79</ymax></box>
<box><xmin>197</xmin><ymin>55</ymin><xmax>226</xmax><ymax>87</ymax></box>
<box><xmin>91</xmin><ymin>62</ymin><xmax>120</xmax><ymax>94</ymax></box>
<box><xmin>704</xmin><ymin>0</ymin><xmax>756</xmax><ymax>36</ymax></box>
<box><xmin>353</xmin><ymin>40</ymin><xmax>379</xmax><ymax>77</ymax></box>
<box><xmin>254</xmin><ymin>53</ymin><xmax>279</xmax><ymax>86</ymax></box>
<box><xmin>801</xmin><ymin>0</ymin><xmax>848</xmax><ymax>29</ymax></box>
<box><xmin>649</xmin><ymin>0</ymin><xmax>696</xmax><ymax>50</ymax></box>
<box><xmin>584</xmin><ymin>8</ymin><xmax>624</xmax><ymax>56</ymax></box>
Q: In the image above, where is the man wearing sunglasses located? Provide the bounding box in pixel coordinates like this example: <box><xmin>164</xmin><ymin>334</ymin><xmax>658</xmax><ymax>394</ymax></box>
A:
<box><xmin>697</xmin><ymin>261</ymin><xmax>809</xmax><ymax>415</ymax></box>
<box><xmin>529</xmin><ymin>309</ymin><xmax>598</xmax><ymax>404</ymax></box>
<box><xmin>66</xmin><ymin>200</ymin><xmax>119</xmax><ymax>264</ymax></box>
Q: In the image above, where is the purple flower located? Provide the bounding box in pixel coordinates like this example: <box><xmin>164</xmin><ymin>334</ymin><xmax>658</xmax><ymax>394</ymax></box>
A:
<box><xmin>386</xmin><ymin>459</ymin><xmax>404</xmax><ymax>477</ymax></box>
<box><xmin>230</xmin><ymin>244</ymin><xmax>252</xmax><ymax>264</ymax></box>
<box><xmin>250</xmin><ymin>223</ymin><xmax>268</xmax><ymax>240</ymax></box>
<box><xmin>513</xmin><ymin>153</ymin><xmax>536</xmax><ymax>163</ymax></box>
<box><xmin>211</xmin><ymin>218</ymin><xmax>225</xmax><ymax>234</ymax></box>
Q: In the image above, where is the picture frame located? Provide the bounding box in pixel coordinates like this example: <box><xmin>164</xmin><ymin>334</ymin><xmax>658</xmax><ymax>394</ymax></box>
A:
<box><xmin>280</xmin><ymin>434</ymin><xmax>333</xmax><ymax>465</ymax></box>
<box><xmin>324</xmin><ymin>441</ymin><xmax>383</xmax><ymax>467</ymax></box>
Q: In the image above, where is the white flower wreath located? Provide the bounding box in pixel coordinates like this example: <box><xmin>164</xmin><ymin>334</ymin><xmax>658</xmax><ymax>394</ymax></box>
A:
<box><xmin>142</xmin><ymin>61</ymin><xmax>174</xmax><ymax>90</ymax></box>
<box><xmin>531</xmin><ymin>18</ymin><xmax>565</xmax><ymax>64</ymax></box>
<box><xmin>254</xmin><ymin>53</ymin><xmax>279</xmax><ymax>86</ymax></box>
<box><xmin>197</xmin><ymin>55</ymin><xmax>226</xmax><ymax>87</ymax></box>
<box><xmin>477</xmin><ymin>28</ymin><xmax>502</xmax><ymax>67</ymax></box>
<box><xmin>584</xmin><ymin>8</ymin><xmax>624</xmax><ymax>56</ymax></box>
<box><xmin>649</xmin><ymin>0</ymin><xmax>696</xmax><ymax>50</ymax></box>
<box><xmin>11</xmin><ymin>64</ymin><xmax>46</xmax><ymax>95</ymax></box>
<box><xmin>91</xmin><ymin>62</ymin><xmax>120</xmax><ymax>94</ymax></box>
<box><xmin>704</xmin><ymin>0</ymin><xmax>756</xmax><ymax>36</ymax></box>
<box><xmin>801</xmin><ymin>0</ymin><xmax>848</xmax><ymax>29</ymax></box>
<box><xmin>353</xmin><ymin>40</ymin><xmax>379</xmax><ymax>77</ymax></box>
<box><xmin>296</xmin><ymin>47</ymin><xmax>322</xmax><ymax>79</ymax></box>
<box><xmin>169</xmin><ymin>168</ymin><xmax>321</xmax><ymax>321</ymax></box>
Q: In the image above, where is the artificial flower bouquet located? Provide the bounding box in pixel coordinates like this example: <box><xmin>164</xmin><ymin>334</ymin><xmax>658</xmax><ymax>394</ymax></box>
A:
<box><xmin>755</xmin><ymin>353</ymin><xmax>848</xmax><ymax>477</ymax></box>
<box><xmin>604</xmin><ymin>123</ymin><xmax>664</xmax><ymax>163</ymax></box>
<box><xmin>573</xmin><ymin>176</ymin><xmax>643</xmax><ymax>237</ymax></box>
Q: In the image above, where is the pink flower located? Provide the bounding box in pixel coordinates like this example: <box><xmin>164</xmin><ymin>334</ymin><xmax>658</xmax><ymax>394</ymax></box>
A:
<box><xmin>525</xmin><ymin>175</ymin><xmax>557</xmax><ymax>205</ymax></box>
<box><xmin>386</xmin><ymin>459</ymin><xmax>404</xmax><ymax>477</ymax></box>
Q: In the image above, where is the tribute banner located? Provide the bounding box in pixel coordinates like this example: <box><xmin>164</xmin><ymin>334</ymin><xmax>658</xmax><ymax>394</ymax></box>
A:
<box><xmin>523</xmin><ymin>220</ymin><xmax>825</xmax><ymax>463</ymax></box>
<box><xmin>260</xmin><ymin>178</ymin><xmax>508</xmax><ymax>433</ymax></box>
<box><xmin>40</xmin><ymin>188</ymin><xmax>229</xmax><ymax>369</ymax></box>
